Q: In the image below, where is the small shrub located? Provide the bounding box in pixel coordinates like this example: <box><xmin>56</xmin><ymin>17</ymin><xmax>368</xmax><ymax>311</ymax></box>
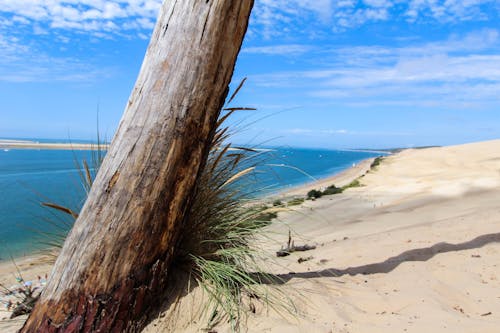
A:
<box><xmin>370</xmin><ymin>156</ymin><xmax>383</xmax><ymax>169</ymax></box>
<box><xmin>322</xmin><ymin>185</ymin><xmax>343</xmax><ymax>195</ymax></box>
<box><xmin>307</xmin><ymin>189</ymin><xmax>323</xmax><ymax>199</ymax></box>
<box><xmin>287</xmin><ymin>198</ymin><xmax>304</xmax><ymax>206</ymax></box>
<box><xmin>273</xmin><ymin>199</ymin><xmax>283</xmax><ymax>207</ymax></box>
<box><xmin>342</xmin><ymin>179</ymin><xmax>362</xmax><ymax>190</ymax></box>
<box><xmin>256</xmin><ymin>211</ymin><xmax>278</xmax><ymax>222</ymax></box>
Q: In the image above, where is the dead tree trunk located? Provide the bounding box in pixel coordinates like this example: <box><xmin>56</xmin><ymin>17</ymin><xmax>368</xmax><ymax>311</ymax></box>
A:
<box><xmin>21</xmin><ymin>1</ymin><xmax>254</xmax><ymax>331</ymax></box>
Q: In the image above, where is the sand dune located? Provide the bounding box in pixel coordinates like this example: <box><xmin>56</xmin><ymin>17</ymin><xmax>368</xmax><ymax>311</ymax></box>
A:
<box><xmin>146</xmin><ymin>140</ymin><xmax>500</xmax><ymax>332</ymax></box>
<box><xmin>237</xmin><ymin>140</ymin><xmax>500</xmax><ymax>333</ymax></box>
<box><xmin>2</xmin><ymin>140</ymin><xmax>500</xmax><ymax>332</ymax></box>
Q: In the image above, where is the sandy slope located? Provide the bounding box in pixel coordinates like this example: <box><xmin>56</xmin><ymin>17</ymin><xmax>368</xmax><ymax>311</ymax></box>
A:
<box><xmin>0</xmin><ymin>255</ymin><xmax>54</xmax><ymax>331</ymax></box>
<box><xmin>248</xmin><ymin>140</ymin><xmax>500</xmax><ymax>333</ymax></box>
<box><xmin>146</xmin><ymin>140</ymin><xmax>500</xmax><ymax>332</ymax></box>
<box><xmin>2</xmin><ymin>140</ymin><xmax>500</xmax><ymax>332</ymax></box>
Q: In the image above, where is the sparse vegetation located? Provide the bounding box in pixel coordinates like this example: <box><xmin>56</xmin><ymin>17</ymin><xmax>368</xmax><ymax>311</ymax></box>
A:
<box><xmin>322</xmin><ymin>184</ymin><xmax>343</xmax><ymax>195</ymax></box>
<box><xmin>370</xmin><ymin>156</ymin><xmax>384</xmax><ymax>169</ymax></box>
<box><xmin>255</xmin><ymin>208</ymin><xmax>279</xmax><ymax>222</ymax></box>
<box><xmin>287</xmin><ymin>198</ymin><xmax>305</xmax><ymax>206</ymax></box>
<box><xmin>342</xmin><ymin>179</ymin><xmax>363</xmax><ymax>190</ymax></box>
<box><xmin>273</xmin><ymin>199</ymin><xmax>283</xmax><ymax>207</ymax></box>
<box><xmin>39</xmin><ymin>80</ymin><xmax>291</xmax><ymax>331</ymax></box>
<box><xmin>304</xmin><ymin>178</ymin><xmax>364</xmax><ymax>201</ymax></box>
<box><xmin>307</xmin><ymin>189</ymin><xmax>323</xmax><ymax>199</ymax></box>
<box><xmin>1</xmin><ymin>276</ymin><xmax>45</xmax><ymax>318</ymax></box>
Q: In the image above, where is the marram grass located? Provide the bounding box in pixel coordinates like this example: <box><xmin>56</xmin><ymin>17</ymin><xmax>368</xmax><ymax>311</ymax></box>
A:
<box><xmin>41</xmin><ymin>80</ymin><xmax>294</xmax><ymax>331</ymax></box>
<box><xmin>172</xmin><ymin>83</ymin><xmax>294</xmax><ymax>330</ymax></box>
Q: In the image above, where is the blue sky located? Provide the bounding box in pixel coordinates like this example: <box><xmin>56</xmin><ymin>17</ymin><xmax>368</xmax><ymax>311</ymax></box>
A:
<box><xmin>1</xmin><ymin>0</ymin><xmax>499</xmax><ymax>149</ymax></box>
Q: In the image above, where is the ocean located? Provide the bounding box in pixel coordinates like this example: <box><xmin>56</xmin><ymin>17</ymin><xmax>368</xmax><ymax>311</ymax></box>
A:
<box><xmin>0</xmin><ymin>146</ymin><xmax>382</xmax><ymax>259</ymax></box>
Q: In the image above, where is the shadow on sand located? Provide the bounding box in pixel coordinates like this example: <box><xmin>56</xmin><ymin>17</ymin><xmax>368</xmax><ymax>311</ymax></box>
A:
<box><xmin>258</xmin><ymin>232</ymin><xmax>500</xmax><ymax>285</ymax></box>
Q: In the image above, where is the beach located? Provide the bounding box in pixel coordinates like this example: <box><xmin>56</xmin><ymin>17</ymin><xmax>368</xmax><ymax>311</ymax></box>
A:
<box><xmin>0</xmin><ymin>139</ymin><xmax>108</xmax><ymax>151</ymax></box>
<box><xmin>2</xmin><ymin>139</ymin><xmax>500</xmax><ymax>332</ymax></box>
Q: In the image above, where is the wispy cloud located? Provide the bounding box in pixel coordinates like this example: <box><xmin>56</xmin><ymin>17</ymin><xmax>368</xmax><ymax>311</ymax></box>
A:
<box><xmin>250</xmin><ymin>29</ymin><xmax>500</xmax><ymax>110</ymax></box>
<box><xmin>282</xmin><ymin>128</ymin><xmax>411</xmax><ymax>137</ymax></box>
<box><xmin>405</xmin><ymin>0</ymin><xmax>495</xmax><ymax>23</ymax></box>
<box><xmin>2</xmin><ymin>1</ymin><xmax>498</xmax><ymax>41</ymax></box>
<box><xmin>243</xmin><ymin>44</ymin><xmax>314</xmax><ymax>56</ymax></box>
<box><xmin>0</xmin><ymin>1</ymin><xmax>162</xmax><ymax>82</ymax></box>
<box><xmin>0</xmin><ymin>0</ymin><xmax>162</xmax><ymax>38</ymax></box>
<box><xmin>0</xmin><ymin>33</ymin><xmax>112</xmax><ymax>82</ymax></box>
<box><xmin>251</xmin><ymin>0</ymin><xmax>500</xmax><ymax>38</ymax></box>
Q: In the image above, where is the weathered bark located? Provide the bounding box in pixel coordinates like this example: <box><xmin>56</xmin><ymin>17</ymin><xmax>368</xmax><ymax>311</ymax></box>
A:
<box><xmin>21</xmin><ymin>0</ymin><xmax>254</xmax><ymax>332</ymax></box>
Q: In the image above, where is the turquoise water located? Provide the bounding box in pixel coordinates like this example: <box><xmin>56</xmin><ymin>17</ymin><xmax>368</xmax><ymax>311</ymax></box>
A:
<box><xmin>0</xmin><ymin>146</ymin><xmax>381</xmax><ymax>259</ymax></box>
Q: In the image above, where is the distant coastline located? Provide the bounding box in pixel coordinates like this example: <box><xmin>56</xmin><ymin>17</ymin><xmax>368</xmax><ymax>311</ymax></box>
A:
<box><xmin>0</xmin><ymin>139</ymin><xmax>109</xmax><ymax>151</ymax></box>
<box><xmin>352</xmin><ymin>145</ymin><xmax>441</xmax><ymax>154</ymax></box>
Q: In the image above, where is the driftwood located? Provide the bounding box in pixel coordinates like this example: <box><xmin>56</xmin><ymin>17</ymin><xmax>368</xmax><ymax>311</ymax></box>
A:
<box><xmin>11</xmin><ymin>294</ymin><xmax>38</xmax><ymax>319</ymax></box>
<box><xmin>276</xmin><ymin>231</ymin><xmax>317</xmax><ymax>257</ymax></box>
<box><xmin>21</xmin><ymin>1</ymin><xmax>254</xmax><ymax>332</ymax></box>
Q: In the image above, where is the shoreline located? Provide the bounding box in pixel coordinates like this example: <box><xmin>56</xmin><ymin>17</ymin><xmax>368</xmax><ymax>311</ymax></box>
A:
<box><xmin>3</xmin><ymin>139</ymin><xmax>500</xmax><ymax>331</ymax></box>
<box><xmin>0</xmin><ymin>155</ymin><xmax>377</xmax><ymax>323</ymax></box>
<box><xmin>0</xmin><ymin>139</ymin><xmax>108</xmax><ymax>151</ymax></box>
<box><xmin>0</xmin><ymin>156</ymin><xmax>375</xmax><ymax>264</ymax></box>
<box><xmin>269</xmin><ymin>157</ymin><xmax>376</xmax><ymax>199</ymax></box>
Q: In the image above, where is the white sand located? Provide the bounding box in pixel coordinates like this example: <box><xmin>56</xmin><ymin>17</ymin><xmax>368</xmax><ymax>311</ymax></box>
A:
<box><xmin>0</xmin><ymin>254</ymin><xmax>54</xmax><ymax>332</ymax></box>
<box><xmin>147</xmin><ymin>140</ymin><xmax>500</xmax><ymax>332</ymax></box>
<box><xmin>249</xmin><ymin>141</ymin><xmax>500</xmax><ymax>333</ymax></box>
<box><xmin>2</xmin><ymin>139</ymin><xmax>500</xmax><ymax>332</ymax></box>
<box><xmin>0</xmin><ymin>139</ymin><xmax>108</xmax><ymax>150</ymax></box>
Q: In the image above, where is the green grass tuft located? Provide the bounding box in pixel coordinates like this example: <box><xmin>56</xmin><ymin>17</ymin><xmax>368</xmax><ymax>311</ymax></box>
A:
<box><xmin>370</xmin><ymin>156</ymin><xmax>384</xmax><ymax>169</ymax></box>
<box><xmin>322</xmin><ymin>184</ymin><xmax>343</xmax><ymax>195</ymax></box>
<box><xmin>287</xmin><ymin>198</ymin><xmax>305</xmax><ymax>206</ymax></box>
<box><xmin>41</xmin><ymin>79</ymin><xmax>292</xmax><ymax>331</ymax></box>
<box><xmin>341</xmin><ymin>179</ymin><xmax>363</xmax><ymax>190</ymax></box>
<box><xmin>272</xmin><ymin>199</ymin><xmax>283</xmax><ymax>207</ymax></box>
<box><xmin>306</xmin><ymin>189</ymin><xmax>323</xmax><ymax>199</ymax></box>
<box><xmin>174</xmin><ymin>109</ymin><xmax>290</xmax><ymax>330</ymax></box>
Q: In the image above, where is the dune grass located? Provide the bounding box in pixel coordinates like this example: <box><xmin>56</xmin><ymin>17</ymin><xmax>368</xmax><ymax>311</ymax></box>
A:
<box><xmin>370</xmin><ymin>156</ymin><xmax>384</xmax><ymax>169</ymax></box>
<box><xmin>39</xmin><ymin>79</ymin><xmax>292</xmax><ymax>331</ymax></box>
<box><xmin>171</xmin><ymin>80</ymin><xmax>292</xmax><ymax>330</ymax></box>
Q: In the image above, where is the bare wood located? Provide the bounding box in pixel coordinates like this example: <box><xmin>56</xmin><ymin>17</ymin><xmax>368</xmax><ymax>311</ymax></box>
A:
<box><xmin>21</xmin><ymin>0</ymin><xmax>254</xmax><ymax>331</ymax></box>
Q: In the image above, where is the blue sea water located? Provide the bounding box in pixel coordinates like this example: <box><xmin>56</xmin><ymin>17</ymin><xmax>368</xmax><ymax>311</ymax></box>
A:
<box><xmin>0</xmin><ymin>146</ymin><xmax>381</xmax><ymax>260</ymax></box>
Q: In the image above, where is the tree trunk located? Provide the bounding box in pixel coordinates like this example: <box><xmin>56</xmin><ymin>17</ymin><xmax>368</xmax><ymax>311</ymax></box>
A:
<box><xmin>21</xmin><ymin>0</ymin><xmax>254</xmax><ymax>331</ymax></box>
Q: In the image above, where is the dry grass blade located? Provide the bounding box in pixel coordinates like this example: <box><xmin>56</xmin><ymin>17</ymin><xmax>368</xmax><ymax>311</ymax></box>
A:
<box><xmin>222</xmin><ymin>107</ymin><xmax>257</xmax><ymax>111</ymax></box>
<box><xmin>220</xmin><ymin>167</ymin><xmax>255</xmax><ymax>189</ymax></box>
<box><xmin>213</xmin><ymin>126</ymin><xmax>230</xmax><ymax>147</ymax></box>
<box><xmin>216</xmin><ymin>110</ymin><xmax>236</xmax><ymax>129</ymax></box>
<box><xmin>210</xmin><ymin>144</ymin><xmax>231</xmax><ymax>175</ymax></box>
<box><xmin>227</xmin><ymin>153</ymin><xmax>244</xmax><ymax>169</ymax></box>
<box><xmin>226</xmin><ymin>77</ymin><xmax>247</xmax><ymax>105</ymax></box>
<box><xmin>41</xmin><ymin>203</ymin><xmax>78</xmax><ymax>219</ymax></box>
<box><xmin>230</xmin><ymin>146</ymin><xmax>258</xmax><ymax>153</ymax></box>
<box><xmin>82</xmin><ymin>160</ymin><xmax>93</xmax><ymax>189</ymax></box>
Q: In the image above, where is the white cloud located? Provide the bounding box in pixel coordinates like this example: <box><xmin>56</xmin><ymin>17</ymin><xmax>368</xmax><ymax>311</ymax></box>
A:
<box><xmin>282</xmin><ymin>128</ymin><xmax>410</xmax><ymax>137</ymax></box>
<box><xmin>405</xmin><ymin>0</ymin><xmax>494</xmax><ymax>22</ymax></box>
<box><xmin>0</xmin><ymin>32</ymin><xmax>112</xmax><ymax>82</ymax></box>
<box><xmin>0</xmin><ymin>0</ymin><xmax>162</xmax><ymax>37</ymax></box>
<box><xmin>0</xmin><ymin>1</ymin><xmax>162</xmax><ymax>82</ymax></box>
<box><xmin>243</xmin><ymin>44</ymin><xmax>314</xmax><ymax>56</ymax></box>
<box><xmin>249</xmin><ymin>29</ymin><xmax>500</xmax><ymax>109</ymax></box>
<box><xmin>362</xmin><ymin>0</ymin><xmax>393</xmax><ymax>7</ymax></box>
<box><xmin>251</xmin><ymin>0</ymin><xmax>499</xmax><ymax>37</ymax></box>
<box><xmin>283</xmin><ymin>128</ymin><xmax>350</xmax><ymax>136</ymax></box>
<box><xmin>1</xmin><ymin>0</ymin><xmax>497</xmax><ymax>41</ymax></box>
